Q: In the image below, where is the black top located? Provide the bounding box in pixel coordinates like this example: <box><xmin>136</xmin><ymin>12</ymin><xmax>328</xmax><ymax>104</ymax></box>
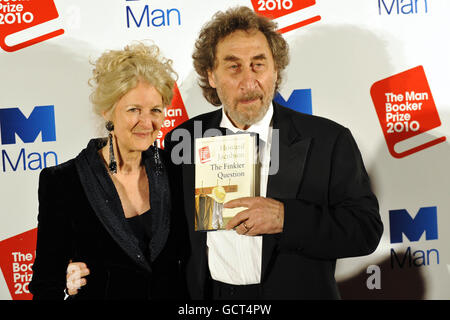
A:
<box><xmin>126</xmin><ymin>209</ymin><xmax>152</xmax><ymax>263</ymax></box>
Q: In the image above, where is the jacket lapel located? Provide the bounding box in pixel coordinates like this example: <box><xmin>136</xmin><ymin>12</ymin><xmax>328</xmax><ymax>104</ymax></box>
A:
<box><xmin>143</xmin><ymin>149</ymin><xmax>170</xmax><ymax>262</ymax></box>
<box><xmin>261</xmin><ymin>103</ymin><xmax>311</xmax><ymax>281</ymax></box>
<box><xmin>75</xmin><ymin>139</ymin><xmax>151</xmax><ymax>272</ymax></box>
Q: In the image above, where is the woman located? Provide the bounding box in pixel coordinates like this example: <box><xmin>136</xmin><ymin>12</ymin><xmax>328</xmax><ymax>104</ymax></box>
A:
<box><xmin>29</xmin><ymin>42</ymin><xmax>182</xmax><ymax>299</ymax></box>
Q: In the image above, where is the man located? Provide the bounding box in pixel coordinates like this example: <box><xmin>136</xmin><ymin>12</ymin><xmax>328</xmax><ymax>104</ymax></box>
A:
<box><xmin>164</xmin><ymin>6</ymin><xmax>383</xmax><ymax>299</ymax></box>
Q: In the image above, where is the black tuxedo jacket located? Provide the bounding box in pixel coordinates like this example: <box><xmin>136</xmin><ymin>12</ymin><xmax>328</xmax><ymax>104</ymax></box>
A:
<box><xmin>164</xmin><ymin>102</ymin><xmax>383</xmax><ymax>299</ymax></box>
<box><xmin>29</xmin><ymin>139</ymin><xmax>183</xmax><ymax>300</ymax></box>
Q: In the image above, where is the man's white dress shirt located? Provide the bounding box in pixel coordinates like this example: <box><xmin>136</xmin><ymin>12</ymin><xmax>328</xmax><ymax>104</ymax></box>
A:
<box><xmin>206</xmin><ymin>104</ymin><xmax>274</xmax><ymax>285</ymax></box>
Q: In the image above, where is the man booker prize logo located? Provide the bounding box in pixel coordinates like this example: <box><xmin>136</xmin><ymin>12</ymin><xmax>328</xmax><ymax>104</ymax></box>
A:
<box><xmin>251</xmin><ymin>0</ymin><xmax>321</xmax><ymax>34</ymax></box>
<box><xmin>389</xmin><ymin>206</ymin><xmax>439</xmax><ymax>269</ymax></box>
<box><xmin>0</xmin><ymin>105</ymin><xmax>58</xmax><ymax>172</ymax></box>
<box><xmin>365</xmin><ymin>206</ymin><xmax>439</xmax><ymax>291</ymax></box>
<box><xmin>370</xmin><ymin>66</ymin><xmax>446</xmax><ymax>158</ymax></box>
<box><xmin>0</xmin><ymin>0</ymin><xmax>64</xmax><ymax>52</ymax></box>
<box><xmin>0</xmin><ymin>229</ymin><xmax>37</xmax><ymax>300</ymax></box>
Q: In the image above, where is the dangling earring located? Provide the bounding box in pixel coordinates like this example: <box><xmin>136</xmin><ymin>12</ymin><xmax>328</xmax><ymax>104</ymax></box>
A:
<box><xmin>105</xmin><ymin>121</ymin><xmax>117</xmax><ymax>174</ymax></box>
<box><xmin>152</xmin><ymin>140</ymin><xmax>162</xmax><ymax>175</ymax></box>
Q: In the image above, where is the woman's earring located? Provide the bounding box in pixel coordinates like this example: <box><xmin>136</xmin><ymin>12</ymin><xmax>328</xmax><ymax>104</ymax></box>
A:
<box><xmin>105</xmin><ymin>121</ymin><xmax>117</xmax><ymax>174</ymax></box>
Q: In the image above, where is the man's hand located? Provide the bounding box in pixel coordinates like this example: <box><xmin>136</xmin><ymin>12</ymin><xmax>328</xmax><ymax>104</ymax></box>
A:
<box><xmin>225</xmin><ymin>197</ymin><xmax>284</xmax><ymax>236</ymax></box>
<box><xmin>66</xmin><ymin>261</ymin><xmax>90</xmax><ymax>296</ymax></box>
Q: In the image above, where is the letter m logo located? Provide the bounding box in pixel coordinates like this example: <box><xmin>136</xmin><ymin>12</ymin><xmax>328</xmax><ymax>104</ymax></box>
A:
<box><xmin>274</xmin><ymin>89</ymin><xmax>312</xmax><ymax>115</ymax></box>
<box><xmin>0</xmin><ymin>106</ymin><xmax>56</xmax><ymax>145</ymax></box>
<box><xmin>389</xmin><ymin>206</ymin><xmax>438</xmax><ymax>244</ymax></box>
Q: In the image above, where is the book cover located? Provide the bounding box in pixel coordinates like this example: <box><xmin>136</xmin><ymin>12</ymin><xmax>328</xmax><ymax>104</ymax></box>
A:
<box><xmin>194</xmin><ymin>132</ymin><xmax>260</xmax><ymax>231</ymax></box>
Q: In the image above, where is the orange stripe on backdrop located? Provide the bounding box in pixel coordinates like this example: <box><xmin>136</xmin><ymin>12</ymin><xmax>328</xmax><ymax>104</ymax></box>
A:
<box><xmin>277</xmin><ymin>15</ymin><xmax>321</xmax><ymax>34</ymax></box>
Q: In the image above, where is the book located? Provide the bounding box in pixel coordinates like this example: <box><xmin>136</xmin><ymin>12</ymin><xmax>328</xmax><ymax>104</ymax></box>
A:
<box><xmin>194</xmin><ymin>132</ymin><xmax>260</xmax><ymax>231</ymax></box>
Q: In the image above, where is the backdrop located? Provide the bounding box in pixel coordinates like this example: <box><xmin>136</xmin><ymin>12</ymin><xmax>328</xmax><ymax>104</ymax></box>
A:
<box><xmin>0</xmin><ymin>0</ymin><xmax>449</xmax><ymax>300</ymax></box>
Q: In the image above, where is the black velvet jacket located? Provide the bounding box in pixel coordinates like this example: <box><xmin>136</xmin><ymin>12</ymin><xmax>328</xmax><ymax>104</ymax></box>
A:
<box><xmin>29</xmin><ymin>139</ymin><xmax>183</xmax><ymax>300</ymax></box>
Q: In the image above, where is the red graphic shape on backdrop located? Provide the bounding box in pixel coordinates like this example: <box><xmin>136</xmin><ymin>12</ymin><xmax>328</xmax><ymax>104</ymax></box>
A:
<box><xmin>370</xmin><ymin>66</ymin><xmax>446</xmax><ymax>158</ymax></box>
<box><xmin>0</xmin><ymin>0</ymin><xmax>64</xmax><ymax>52</ymax></box>
<box><xmin>251</xmin><ymin>0</ymin><xmax>321</xmax><ymax>33</ymax></box>
<box><xmin>156</xmin><ymin>82</ymin><xmax>189</xmax><ymax>149</ymax></box>
<box><xmin>0</xmin><ymin>228</ymin><xmax>37</xmax><ymax>300</ymax></box>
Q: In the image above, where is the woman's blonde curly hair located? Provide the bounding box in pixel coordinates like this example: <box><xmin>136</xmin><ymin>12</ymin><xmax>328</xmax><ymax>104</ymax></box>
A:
<box><xmin>89</xmin><ymin>41</ymin><xmax>178</xmax><ymax>116</ymax></box>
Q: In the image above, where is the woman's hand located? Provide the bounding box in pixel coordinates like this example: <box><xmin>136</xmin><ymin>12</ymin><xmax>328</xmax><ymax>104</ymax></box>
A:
<box><xmin>66</xmin><ymin>261</ymin><xmax>90</xmax><ymax>295</ymax></box>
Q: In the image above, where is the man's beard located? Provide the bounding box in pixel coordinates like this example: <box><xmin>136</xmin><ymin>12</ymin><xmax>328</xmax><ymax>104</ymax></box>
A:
<box><xmin>220</xmin><ymin>89</ymin><xmax>274</xmax><ymax>128</ymax></box>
